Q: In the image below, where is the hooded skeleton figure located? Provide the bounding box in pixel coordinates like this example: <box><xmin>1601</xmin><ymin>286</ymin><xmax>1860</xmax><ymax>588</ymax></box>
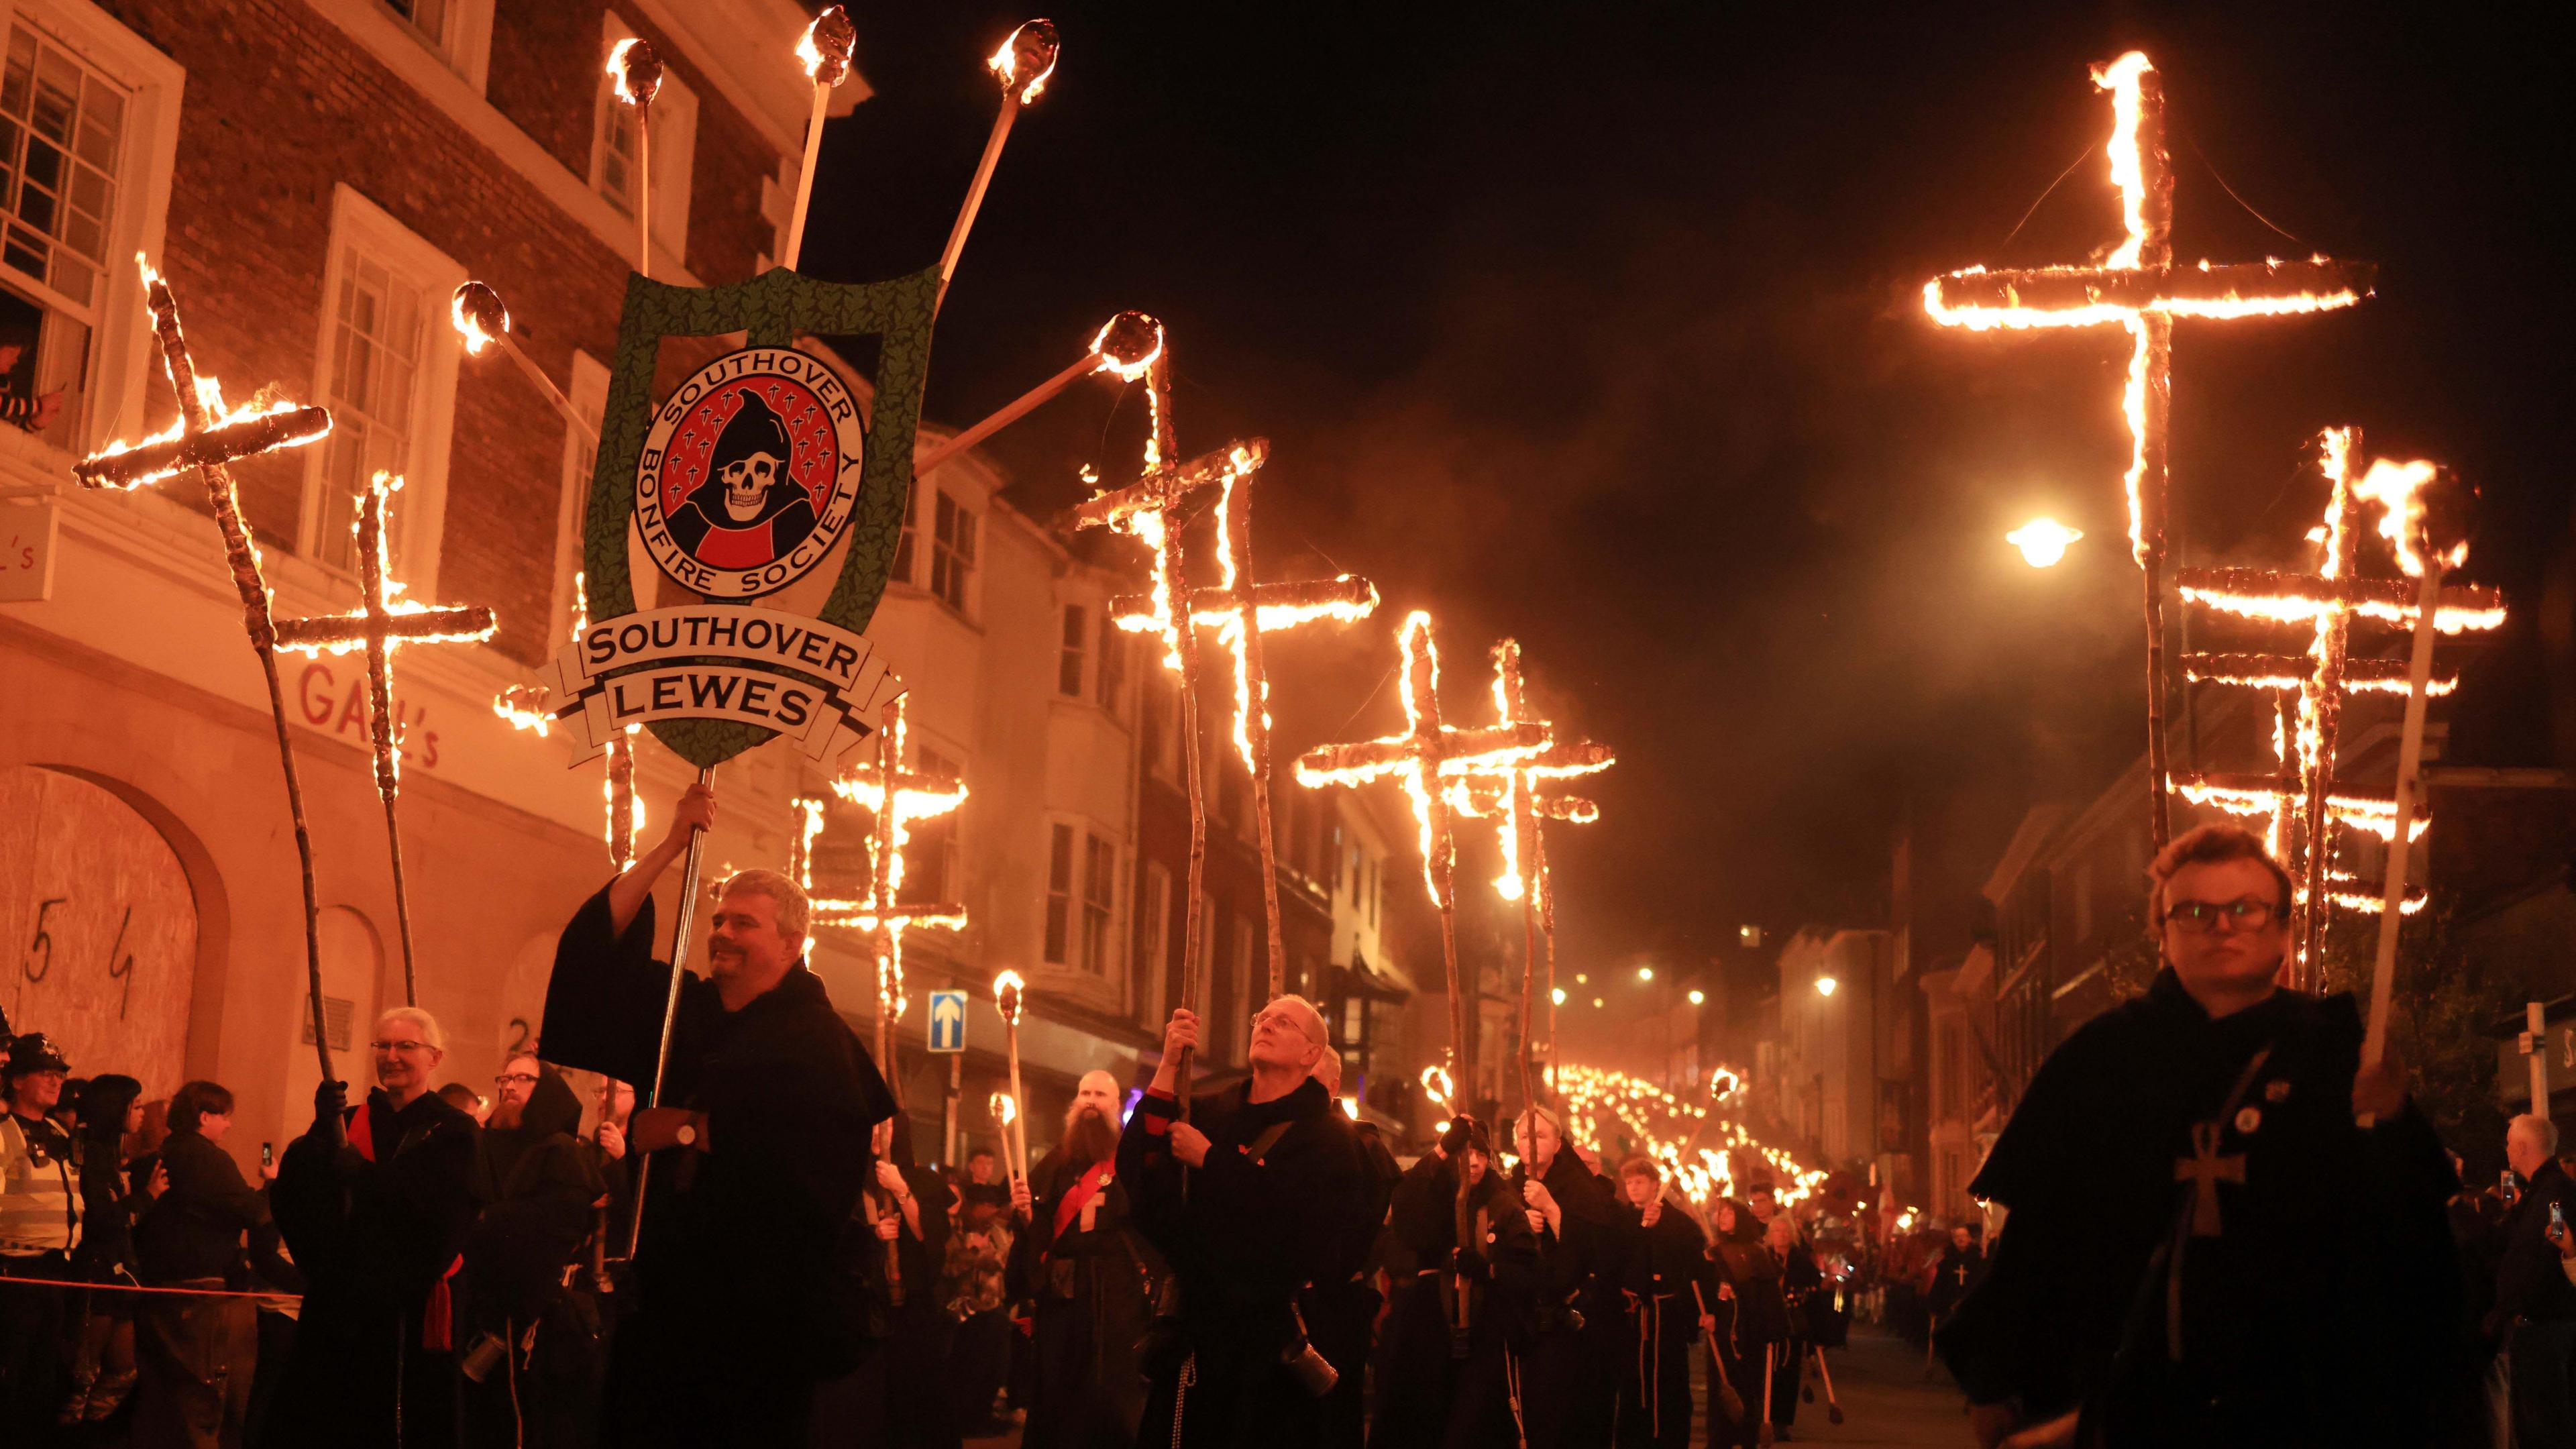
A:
<box><xmin>666</xmin><ymin>389</ymin><xmax>820</xmax><ymax>568</ymax></box>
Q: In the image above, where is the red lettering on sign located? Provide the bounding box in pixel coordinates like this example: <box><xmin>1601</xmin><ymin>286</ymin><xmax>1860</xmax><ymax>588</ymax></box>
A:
<box><xmin>298</xmin><ymin>661</ymin><xmax>337</xmax><ymax>724</ymax></box>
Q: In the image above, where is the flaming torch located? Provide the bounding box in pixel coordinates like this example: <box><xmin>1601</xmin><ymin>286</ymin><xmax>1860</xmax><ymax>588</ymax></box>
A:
<box><xmin>915</xmin><ymin>311</ymin><xmax>1164</xmax><ymax>476</ymax></box>
<box><xmin>2356</xmin><ymin>460</ymin><xmax>2476</xmax><ymax>1099</ymax></box>
<box><xmin>939</xmin><ymin>18</ymin><xmax>1059</xmax><ymax>292</ymax></box>
<box><xmin>1420</xmin><ymin>1065</ymin><xmax>1456</xmax><ymax>1117</ymax></box>
<box><xmin>274</xmin><ymin>472</ymin><xmax>497</xmax><ymax>1006</ymax></box>
<box><xmin>1923</xmin><ymin>50</ymin><xmax>2375</xmax><ymax>851</ymax></box>
<box><xmin>74</xmin><ymin>257</ymin><xmax>339</xmax><ymax>1077</ymax></box>
<box><xmin>452</xmin><ymin>282</ymin><xmax>595</xmax><ymax>441</ymax></box>
<box><xmin>784</xmin><ymin>5</ymin><xmax>857</xmax><ymax>271</ymax></box>
<box><xmin>994</xmin><ymin>970</ymin><xmax>1031</xmax><ymax>1183</ymax></box>
<box><xmin>990</xmin><ymin>1091</ymin><xmax>1022</xmax><ymax>1182</ymax></box>
<box><xmin>606</xmin><ymin>38</ymin><xmax>663</xmax><ymax>278</ymax></box>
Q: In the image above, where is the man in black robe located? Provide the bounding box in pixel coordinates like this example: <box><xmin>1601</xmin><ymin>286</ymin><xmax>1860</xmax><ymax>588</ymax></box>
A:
<box><xmin>1923</xmin><ymin>1222</ymin><xmax>1984</xmax><ymax>1328</ymax></box>
<box><xmin>1303</xmin><ymin>1049</ymin><xmax>1395</xmax><ymax>1449</ymax></box>
<box><xmin>1377</xmin><ymin>1117</ymin><xmax>1541</xmax><ymax>1448</ymax></box>
<box><xmin>1613</xmin><ymin>1156</ymin><xmax>1713</xmax><ymax>1449</ymax></box>
<box><xmin>1118</xmin><ymin>1000</ymin><xmax>1369</xmax><ymax>1448</ymax></box>
<box><xmin>539</xmin><ymin>781</ymin><xmax>897</xmax><ymax>1446</ymax></box>
<box><xmin>1937</xmin><ymin>824</ymin><xmax>2458</xmax><ymax>1448</ymax></box>
<box><xmin>1008</xmin><ymin>1069</ymin><xmax>1159</xmax><ymax>1448</ymax></box>
<box><xmin>269</xmin><ymin>1006</ymin><xmax>482</xmax><ymax>1448</ymax></box>
<box><xmin>665</xmin><ymin>392</ymin><xmax>819</xmax><ymax>567</ymax></box>
<box><xmin>460</xmin><ymin>1057</ymin><xmax>601</xmax><ymax>1449</ymax></box>
<box><xmin>1512</xmin><ymin>1104</ymin><xmax>1623</xmax><ymax>1448</ymax></box>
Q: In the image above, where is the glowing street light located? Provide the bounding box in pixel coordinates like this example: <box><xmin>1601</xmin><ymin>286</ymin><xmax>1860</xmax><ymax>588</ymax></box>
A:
<box><xmin>1574</xmin><ymin>972</ymin><xmax>1588</xmax><ymax>985</ymax></box>
<box><xmin>1550</xmin><ymin>987</ymin><xmax>1568</xmax><ymax>1006</ymax></box>
<box><xmin>1636</xmin><ymin>965</ymin><xmax>1655</xmax><ymax>982</ymax></box>
<box><xmin>1687</xmin><ymin>989</ymin><xmax>1706</xmax><ymax>1006</ymax></box>
<box><xmin>1815</xmin><ymin>975</ymin><xmax>1839</xmax><ymax>998</ymax></box>
<box><xmin>2008</xmin><ymin>517</ymin><xmax>2085</xmax><ymax>569</ymax></box>
<box><xmin>1592</xmin><ymin>997</ymin><xmax>1605</xmax><ymax>1009</ymax></box>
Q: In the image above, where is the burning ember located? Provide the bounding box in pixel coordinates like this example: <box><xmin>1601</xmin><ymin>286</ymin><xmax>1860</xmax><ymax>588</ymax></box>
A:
<box><xmin>989</xmin><ymin>18</ymin><xmax>1060</xmax><ymax>105</ymax></box>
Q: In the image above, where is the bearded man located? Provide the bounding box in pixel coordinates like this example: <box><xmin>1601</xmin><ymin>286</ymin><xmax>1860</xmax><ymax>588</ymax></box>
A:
<box><xmin>1008</xmin><ymin>1069</ymin><xmax>1159</xmax><ymax>1448</ymax></box>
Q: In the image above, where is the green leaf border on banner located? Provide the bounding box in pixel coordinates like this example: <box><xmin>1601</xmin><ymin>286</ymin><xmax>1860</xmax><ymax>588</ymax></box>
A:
<box><xmin>582</xmin><ymin>266</ymin><xmax>943</xmax><ymax>769</ymax></box>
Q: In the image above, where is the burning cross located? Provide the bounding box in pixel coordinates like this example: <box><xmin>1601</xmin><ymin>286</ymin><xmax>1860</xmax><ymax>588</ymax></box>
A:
<box><xmin>2174</xmin><ymin>430</ymin><xmax>2504</xmax><ymax>983</ymax></box>
<box><xmin>72</xmin><ymin>257</ymin><xmax>339</xmax><ymax>1071</ymax></box>
<box><xmin>1103</xmin><ymin>442</ymin><xmax>1380</xmax><ymax>1001</ymax></box>
<box><xmin>494</xmin><ymin>577</ymin><xmax>645</xmax><ymax>869</ymax></box>
<box><xmin>1448</xmin><ymin>639</ymin><xmax>1613</xmax><ymax>1105</ymax></box>
<box><xmin>1296</xmin><ymin>613</ymin><xmax>1550</xmax><ymax>1090</ymax></box>
<box><xmin>2174</xmin><ymin>1122</ymin><xmax>2244</xmax><ymax>1238</ymax></box>
<box><xmin>275</xmin><ymin>470</ymin><xmax>497</xmax><ymax>1005</ymax></box>
<box><xmin>1924</xmin><ymin>52</ymin><xmax>2376</xmax><ymax>851</ymax></box>
<box><xmin>790</xmin><ymin>694</ymin><xmax>967</xmax><ymax>1071</ymax></box>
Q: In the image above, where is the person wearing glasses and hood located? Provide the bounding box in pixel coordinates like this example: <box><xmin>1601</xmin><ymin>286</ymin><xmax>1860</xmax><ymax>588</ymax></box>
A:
<box><xmin>1936</xmin><ymin>824</ymin><xmax>2458</xmax><ymax>1449</ymax></box>
<box><xmin>459</xmin><ymin>1053</ymin><xmax>601</xmax><ymax>1449</ymax></box>
<box><xmin>1118</xmin><ymin>998</ymin><xmax>1370</xmax><ymax>1448</ymax></box>
<box><xmin>271</xmin><ymin>1005</ymin><xmax>482</xmax><ymax>1448</ymax></box>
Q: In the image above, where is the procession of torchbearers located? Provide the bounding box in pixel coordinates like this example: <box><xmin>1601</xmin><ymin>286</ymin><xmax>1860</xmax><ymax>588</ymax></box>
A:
<box><xmin>4</xmin><ymin>9</ymin><xmax>2565</xmax><ymax>1448</ymax></box>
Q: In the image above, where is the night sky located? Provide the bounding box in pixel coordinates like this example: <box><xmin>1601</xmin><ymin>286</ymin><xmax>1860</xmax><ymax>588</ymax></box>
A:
<box><xmin>802</xmin><ymin>2</ymin><xmax>2575</xmax><ymax>992</ymax></box>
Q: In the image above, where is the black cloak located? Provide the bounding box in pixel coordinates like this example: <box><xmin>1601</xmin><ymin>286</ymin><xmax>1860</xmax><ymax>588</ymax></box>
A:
<box><xmin>1935</xmin><ymin>968</ymin><xmax>2458</xmax><ymax>1448</ymax></box>
<box><xmin>539</xmin><ymin>880</ymin><xmax>897</xmax><ymax>1445</ymax></box>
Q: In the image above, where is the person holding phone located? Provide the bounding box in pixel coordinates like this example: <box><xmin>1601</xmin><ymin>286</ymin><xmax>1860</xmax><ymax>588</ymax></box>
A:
<box><xmin>2496</xmin><ymin>1114</ymin><xmax>2576</xmax><ymax>1442</ymax></box>
<box><xmin>133</xmin><ymin>1079</ymin><xmax>282</xmax><ymax>1444</ymax></box>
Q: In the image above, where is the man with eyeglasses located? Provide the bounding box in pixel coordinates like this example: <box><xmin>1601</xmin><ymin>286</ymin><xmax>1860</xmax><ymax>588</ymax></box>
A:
<box><xmin>1935</xmin><ymin>823</ymin><xmax>2459</xmax><ymax>1448</ymax></box>
<box><xmin>270</xmin><ymin>1005</ymin><xmax>481</xmax><ymax>1448</ymax></box>
<box><xmin>1118</xmin><ymin>998</ymin><xmax>1371</xmax><ymax>1448</ymax></box>
<box><xmin>538</xmin><ymin>780</ymin><xmax>898</xmax><ymax>1446</ymax></box>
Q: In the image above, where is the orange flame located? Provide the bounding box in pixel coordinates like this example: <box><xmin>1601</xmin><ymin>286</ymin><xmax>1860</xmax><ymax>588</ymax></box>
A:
<box><xmin>989</xmin><ymin>19</ymin><xmax>1059</xmax><ymax>104</ymax></box>
<box><xmin>994</xmin><ymin>969</ymin><xmax>1027</xmax><ymax>1024</ymax></box>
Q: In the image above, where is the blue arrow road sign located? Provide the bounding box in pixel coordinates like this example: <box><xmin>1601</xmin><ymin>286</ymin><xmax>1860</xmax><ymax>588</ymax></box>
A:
<box><xmin>928</xmin><ymin>990</ymin><xmax>968</xmax><ymax>1053</ymax></box>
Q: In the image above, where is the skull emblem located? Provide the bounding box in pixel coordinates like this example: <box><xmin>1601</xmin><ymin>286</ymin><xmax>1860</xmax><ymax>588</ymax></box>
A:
<box><xmin>722</xmin><ymin>451</ymin><xmax>784</xmax><ymax>521</ymax></box>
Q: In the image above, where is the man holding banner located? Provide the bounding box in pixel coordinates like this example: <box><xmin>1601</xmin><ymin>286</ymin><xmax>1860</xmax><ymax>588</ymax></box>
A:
<box><xmin>541</xmin><ymin>782</ymin><xmax>897</xmax><ymax>1445</ymax></box>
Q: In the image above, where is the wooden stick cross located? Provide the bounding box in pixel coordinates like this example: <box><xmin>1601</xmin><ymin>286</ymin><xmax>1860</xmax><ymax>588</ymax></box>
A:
<box><xmin>2175</xmin><ymin>433</ymin><xmax>2503</xmax><ymax>985</ymax></box>
<box><xmin>1295</xmin><ymin>612</ymin><xmax>1550</xmax><ymax>1095</ymax></box>
<box><xmin>1925</xmin><ymin>51</ymin><xmax>2375</xmax><ymax>851</ymax></box>
<box><xmin>1105</xmin><ymin>448</ymin><xmax>1381</xmax><ymax>1001</ymax></box>
<box><xmin>1448</xmin><ymin>639</ymin><xmax>1612</xmax><ymax>1110</ymax></box>
<box><xmin>790</xmin><ymin>695</ymin><xmax>967</xmax><ymax>1078</ymax></box>
<box><xmin>73</xmin><ymin>261</ymin><xmax>339</xmax><ymax>1077</ymax></box>
<box><xmin>274</xmin><ymin>470</ymin><xmax>497</xmax><ymax>1006</ymax></box>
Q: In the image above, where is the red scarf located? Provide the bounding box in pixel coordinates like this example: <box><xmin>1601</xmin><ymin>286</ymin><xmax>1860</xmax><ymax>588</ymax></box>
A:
<box><xmin>345</xmin><ymin>1101</ymin><xmax>462</xmax><ymax>1352</ymax></box>
<box><xmin>1048</xmin><ymin>1161</ymin><xmax>1114</xmax><ymax>1254</ymax></box>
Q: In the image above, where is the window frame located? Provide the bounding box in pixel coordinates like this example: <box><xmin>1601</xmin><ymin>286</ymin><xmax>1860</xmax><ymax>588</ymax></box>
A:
<box><xmin>928</xmin><ymin>488</ymin><xmax>977</xmax><ymax>614</ymax></box>
<box><xmin>1057</xmin><ymin>601</ymin><xmax>1087</xmax><ymax>698</ymax></box>
<box><xmin>1042</xmin><ymin>821</ymin><xmax>1074</xmax><ymax>967</ymax></box>
<box><xmin>0</xmin><ymin>0</ymin><xmax>182</xmax><ymax>460</ymax></box>
<box><xmin>547</xmin><ymin>350</ymin><xmax>610</xmax><ymax>644</ymax></box>
<box><xmin>1079</xmin><ymin>830</ymin><xmax>1115</xmax><ymax>977</ymax></box>
<box><xmin>299</xmin><ymin>182</ymin><xmax>466</xmax><ymax>594</ymax></box>
<box><xmin>1137</xmin><ymin>859</ymin><xmax>1171</xmax><ymax>1016</ymax></box>
<box><xmin>368</xmin><ymin>0</ymin><xmax>495</xmax><ymax>95</ymax></box>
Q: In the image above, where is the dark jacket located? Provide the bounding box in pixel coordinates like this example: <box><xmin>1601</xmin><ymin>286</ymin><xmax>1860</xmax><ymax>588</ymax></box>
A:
<box><xmin>1936</xmin><ymin>969</ymin><xmax>2459</xmax><ymax>1447</ymax></box>
<box><xmin>1118</xmin><ymin>1077</ymin><xmax>1368</xmax><ymax>1357</ymax></box>
<box><xmin>540</xmin><ymin>880</ymin><xmax>898</xmax><ymax>1381</ymax></box>
<box><xmin>136</xmin><ymin>1128</ymin><xmax>277</xmax><ymax>1284</ymax></box>
<box><xmin>270</xmin><ymin>1085</ymin><xmax>482</xmax><ymax>1448</ymax></box>
<box><xmin>464</xmin><ymin>1068</ymin><xmax>600</xmax><ymax>1327</ymax></box>
<box><xmin>2495</xmin><ymin>1158</ymin><xmax>2576</xmax><ymax>1328</ymax></box>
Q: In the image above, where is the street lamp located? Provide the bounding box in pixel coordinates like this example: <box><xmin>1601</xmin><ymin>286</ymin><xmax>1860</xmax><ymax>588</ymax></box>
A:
<box><xmin>1550</xmin><ymin>987</ymin><xmax>1567</xmax><ymax>1006</ymax></box>
<box><xmin>1815</xmin><ymin>975</ymin><xmax>1839</xmax><ymax>998</ymax></box>
<box><xmin>1636</xmin><ymin>966</ymin><xmax>1654</xmax><ymax>983</ymax></box>
<box><xmin>2007</xmin><ymin>517</ymin><xmax>2084</xmax><ymax>568</ymax></box>
<box><xmin>1687</xmin><ymin>988</ymin><xmax>1705</xmax><ymax>1006</ymax></box>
